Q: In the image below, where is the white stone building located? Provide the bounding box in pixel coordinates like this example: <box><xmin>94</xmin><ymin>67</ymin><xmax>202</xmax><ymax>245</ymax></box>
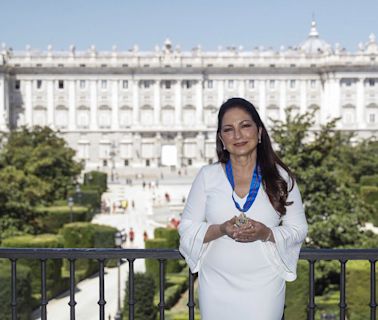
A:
<box><xmin>0</xmin><ymin>21</ymin><xmax>377</xmax><ymax>172</ymax></box>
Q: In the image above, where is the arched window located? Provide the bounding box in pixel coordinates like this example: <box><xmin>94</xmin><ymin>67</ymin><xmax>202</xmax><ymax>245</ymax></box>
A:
<box><xmin>161</xmin><ymin>105</ymin><xmax>175</xmax><ymax>126</ymax></box>
<box><xmin>33</xmin><ymin>105</ymin><xmax>47</xmax><ymax>126</ymax></box>
<box><xmin>119</xmin><ymin>105</ymin><xmax>132</xmax><ymax>128</ymax></box>
<box><xmin>77</xmin><ymin>105</ymin><xmax>90</xmax><ymax>129</ymax></box>
<box><xmin>341</xmin><ymin>104</ymin><xmax>356</xmax><ymax>125</ymax></box>
<box><xmin>203</xmin><ymin>105</ymin><xmax>217</xmax><ymax>127</ymax></box>
<box><xmin>140</xmin><ymin>105</ymin><xmax>154</xmax><ymax>125</ymax></box>
<box><xmin>366</xmin><ymin>103</ymin><xmax>378</xmax><ymax>125</ymax></box>
<box><xmin>55</xmin><ymin>105</ymin><xmax>68</xmax><ymax>129</ymax></box>
<box><xmin>98</xmin><ymin>105</ymin><xmax>111</xmax><ymax>128</ymax></box>
<box><xmin>182</xmin><ymin>105</ymin><xmax>196</xmax><ymax>126</ymax></box>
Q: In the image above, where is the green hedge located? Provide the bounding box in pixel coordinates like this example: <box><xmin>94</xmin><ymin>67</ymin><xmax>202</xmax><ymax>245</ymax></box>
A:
<box><xmin>346</xmin><ymin>260</ymin><xmax>378</xmax><ymax>320</ymax></box>
<box><xmin>153</xmin><ymin>228</ymin><xmax>181</xmax><ymax>273</ymax></box>
<box><xmin>284</xmin><ymin>260</ymin><xmax>309</xmax><ymax>320</ymax></box>
<box><xmin>59</xmin><ymin>222</ymin><xmax>117</xmax><ymax>279</ymax></box>
<box><xmin>35</xmin><ymin>205</ymin><xmax>90</xmax><ymax>233</ymax></box>
<box><xmin>0</xmin><ymin>261</ymin><xmax>32</xmax><ymax>320</ymax></box>
<box><xmin>361</xmin><ymin>186</ymin><xmax>378</xmax><ymax>204</ymax></box>
<box><xmin>84</xmin><ymin>171</ymin><xmax>107</xmax><ymax>194</ymax></box>
<box><xmin>123</xmin><ymin>272</ymin><xmax>156</xmax><ymax>320</ymax></box>
<box><xmin>1</xmin><ymin>234</ymin><xmax>64</xmax><ymax>299</ymax></box>
<box><xmin>145</xmin><ymin>238</ymin><xmax>167</xmax><ymax>288</ymax></box>
<box><xmin>360</xmin><ymin>174</ymin><xmax>378</xmax><ymax>186</ymax></box>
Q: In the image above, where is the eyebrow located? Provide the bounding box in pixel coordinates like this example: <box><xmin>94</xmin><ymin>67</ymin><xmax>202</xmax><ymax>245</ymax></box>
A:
<box><xmin>222</xmin><ymin>119</ymin><xmax>253</xmax><ymax>128</ymax></box>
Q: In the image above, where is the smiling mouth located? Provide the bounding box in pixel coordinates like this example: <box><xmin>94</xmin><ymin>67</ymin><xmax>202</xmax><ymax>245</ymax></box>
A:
<box><xmin>234</xmin><ymin>142</ymin><xmax>248</xmax><ymax>147</ymax></box>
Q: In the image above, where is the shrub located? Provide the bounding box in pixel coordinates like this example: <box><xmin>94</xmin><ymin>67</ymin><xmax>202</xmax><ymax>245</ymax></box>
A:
<box><xmin>361</xmin><ymin>186</ymin><xmax>378</xmax><ymax>204</ymax></box>
<box><xmin>35</xmin><ymin>205</ymin><xmax>90</xmax><ymax>233</ymax></box>
<box><xmin>153</xmin><ymin>228</ymin><xmax>181</xmax><ymax>273</ymax></box>
<box><xmin>360</xmin><ymin>175</ymin><xmax>378</xmax><ymax>186</ymax></box>
<box><xmin>145</xmin><ymin>238</ymin><xmax>168</xmax><ymax>288</ymax></box>
<box><xmin>284</xmin><ymin>260</ymin><xmax>309</xmax><ymax>320</ymax></box>
<box><xmin>122</xmin><ymin>272</ymin><xmax>156</xmax><ymax>320</ymax></box>
<box><xmin>0</xmin><ymin>261</ymin><xmax>32</xmax><ymax>320</ymax></box>
<box><xmin>1</xmin><ymin>234</ymin><xmax>64</xmax><ymax>299</ymax></box>
<box><xmin>59</xmin><ymin>222</ymin><xmax>117</xmax><ymax>278</ymax></box>
<box><xmin>346</xmin><ymin>260</ymin><xmax>378</xmax><ymax>320</ymax></box>
<box><xmin>84</xmin><ymin>171</ymin><xmax>107</xmax><ymax>194</ymax></box>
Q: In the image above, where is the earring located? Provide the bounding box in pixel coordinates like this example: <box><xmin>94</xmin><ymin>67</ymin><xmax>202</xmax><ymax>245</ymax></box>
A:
<box><xmin>258</xmin><ymin>137</ymin><xmax>261</xmax><ymax>144</ymax></box>
<box><xmin>223</xmin><ymin>144</ymin><xmax>226</xmax><ymax>150</ymax></box>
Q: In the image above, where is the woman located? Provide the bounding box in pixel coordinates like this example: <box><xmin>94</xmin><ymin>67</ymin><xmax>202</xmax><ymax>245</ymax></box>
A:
<box><xmin>179</xmin><ymin>97</ymin><xmax>308</xmax><ymax>320</ymax></box>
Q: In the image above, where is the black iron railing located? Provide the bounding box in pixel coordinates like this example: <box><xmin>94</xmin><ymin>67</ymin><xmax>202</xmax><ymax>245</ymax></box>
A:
<box><xmin>0</xmin><ymin>248</ymin><xmax>377</xmax><ymax>320</ymax></box>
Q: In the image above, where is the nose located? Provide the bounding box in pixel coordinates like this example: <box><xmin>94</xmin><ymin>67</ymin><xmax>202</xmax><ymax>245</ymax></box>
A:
<box><xmin>234</xmin><ymin>127</ymin><xmax>242</xmax><ymax>139</ymax></box>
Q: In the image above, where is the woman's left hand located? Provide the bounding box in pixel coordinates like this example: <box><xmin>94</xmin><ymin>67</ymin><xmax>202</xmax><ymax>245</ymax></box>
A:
<box><xmin>233</xmin><ymin>218</ymin><xmax>271</xmax><ymax>242</ymax></box>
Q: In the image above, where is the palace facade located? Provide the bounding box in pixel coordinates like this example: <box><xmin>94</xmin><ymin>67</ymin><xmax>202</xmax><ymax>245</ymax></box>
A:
<box><xmin>0</xmin><ymin>21</ymin><xmax>377</xmax><ymax>171</ymax></box>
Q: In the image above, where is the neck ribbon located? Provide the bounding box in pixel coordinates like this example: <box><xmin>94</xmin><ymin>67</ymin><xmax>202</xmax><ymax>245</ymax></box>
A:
<box><xmin>225</xmin><ymin>159</ymin><xmax>261</xmax><ymax>212</ymax></box>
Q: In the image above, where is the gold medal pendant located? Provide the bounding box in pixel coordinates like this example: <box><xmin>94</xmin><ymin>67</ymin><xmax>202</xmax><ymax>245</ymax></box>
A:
<box><xmin>235</xmin><ymin>213</ymin><xmax>248</xmax><ymax>227</ymax></box>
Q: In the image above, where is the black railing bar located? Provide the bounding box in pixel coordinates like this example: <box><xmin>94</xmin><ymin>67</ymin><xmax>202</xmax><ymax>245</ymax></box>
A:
<box><xmin>40</xmin><ymin>259</ymin><xmax>48</xmax><ymax>320</ymax></box>
<box><xmin>0</xmin><ymin>248</ymin><xmax>183</xmax><ymax>260</ymax></box>
<box><xmin>10</xmin><ymin>259</ymin><xmax>17</xmax><ymax>320</ymax></box>
<box><xmin>370</xmin><ymin>260</ymin><xmax>376</xmax><ymax>320</ymax></box>
<box><xmin>98</xmin><ymin>259</ymin><xmax>106</xmax><ymax>320</ymax></box>
<box><xmin>339</xmin><ymin>260</ymin><xmax>347</xmax><ymax>319</ymax></box>
<box><xmin>158</xmin><ymin>259</ymin><xmax>166</xmax><ymax>320</ymax></box>
<box><xmin>187</xmin><ymin>271</ymin><xmax>195</xmax><ymax>320</ymax></box>
<box><xmin>68</xmin><ymin>259</ymin><xmax>77</xmax><ymax>320</ymax></box>
<box><xmin>128</xmin><ymin>259</ymin><xmax>135</xmax><ymax>320</ymax></box>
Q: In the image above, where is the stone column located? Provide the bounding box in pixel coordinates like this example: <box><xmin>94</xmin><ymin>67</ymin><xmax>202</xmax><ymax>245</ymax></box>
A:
<box><xmin>279</xmin><ymin>80</ymin><xmax>286</xmax><ymax>120</ymax></box>
<box><xmin>132</xmin><ymin>80</ymin><xmax>139</xmax><ymax>125</ymax></box>
<box><xmin>47</xmin><ymin>80</ymin><xmax>54</xmax><ymax>128</ymax></box>
<box><xmin>68</xmin><ymin>80</ymin><xmax>76</xmax><ymax>130</ymax></box>
<box><xmin>111</xmin><ymin>80</ymin><xmax>119</xmax><ymax>130</ymax></box>
<box><xmin>90</xmin><ymin>80</ymin><xmax>97</xmax><ymax>129</ymax></box>
<box><xmin>217</xmin><ymin>79</ymin><xmax>224</xmax><ymax>107</ymax></box>
<box><xmin>195</xmin><ymin>80</ymin><xmax>203</xmax><ymax>124</ymax></box>
<box><xmin>258</xmin><ymin>80</ymin><xmax>266</xmax><ymax>121</ymax></box>
<box><xmin>300</xmin><ymin>80</ymin><xmax>307</xmax><ymax>114</ymax></box>
<box><xmin>238</xmin><ymin>79</ymin><xmax>245</xmax><ymax>98</ymax></box>
<box><xmin>174</xmin><ymin>80</ymin><xmax>182</xmax><ymax>125</ymax></box>
<box><xmin>356</xmin><ymin>78</ymin><xmax>365</xmax><ymax>128</ymax></box>
<box><xmin>176</xmin><ymin>132</ymin><xmax>183</xmax><ymax>168</ymax></box>
<box><xmin>154</xmin><ymin>80</ymin><xmax>161</xmax><ymax>126</ymax></box>
<box><xmin>25</xmin><ymin>80</ymin><xmax>33</xmax><ymax>126</ymax></box>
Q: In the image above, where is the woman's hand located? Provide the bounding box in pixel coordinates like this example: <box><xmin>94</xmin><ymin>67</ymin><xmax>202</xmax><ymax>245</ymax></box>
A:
<box><xmin>234</xmin><ymin>219</ymin><xmax>272</xmax><ymax>242</ymax></box>
<box><xmin>220</xmin><ymin>216</ymin><xmax>238</xmax><ymax>239</ymax></box>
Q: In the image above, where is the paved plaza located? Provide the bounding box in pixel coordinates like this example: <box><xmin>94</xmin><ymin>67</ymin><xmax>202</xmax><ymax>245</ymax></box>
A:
<box><xmin>32</xmin><ymin>175</ymin><xmax>194</xmax><ymax>320</ymax></box>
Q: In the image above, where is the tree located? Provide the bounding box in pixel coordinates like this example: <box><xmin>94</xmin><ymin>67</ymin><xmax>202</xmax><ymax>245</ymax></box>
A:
<box><xmin>270</xmin><ymin>108</ymin><xmax>373</xmax><ymax>249</ymax></box>
<box><xmin>0</xmin><ymin>126</ymin><xmax>83</xmax><ymax>202</ymax></box>
<box><xmin>0</xmin><ymin>126</ymin><xmax>83</xmax><ymax>238</ymax></box>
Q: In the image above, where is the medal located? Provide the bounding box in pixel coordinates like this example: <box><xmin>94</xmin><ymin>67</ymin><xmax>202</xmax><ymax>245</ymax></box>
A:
<box><xmin>225</xmin><ymin>159</ymin><xmax>261</xmax><ymax>213</ymax></box>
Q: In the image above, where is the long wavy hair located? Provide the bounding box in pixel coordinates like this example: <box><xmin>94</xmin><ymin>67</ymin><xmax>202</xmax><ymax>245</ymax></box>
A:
<box><xmin>216</xmin><ymin>97</ymin><xmax>294</xmax><ymax>216</ymax></box>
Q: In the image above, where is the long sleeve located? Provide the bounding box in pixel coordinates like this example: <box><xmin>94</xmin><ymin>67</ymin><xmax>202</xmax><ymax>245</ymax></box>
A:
<box><xmin>264</xmin><ymin>180</ymin><xmax>308</xmax><ymax>281</ymax></box>
<box><xmin>178</xmin><ymin>167</ymin><xmax>211</xmax><ymax>273</ymax></box>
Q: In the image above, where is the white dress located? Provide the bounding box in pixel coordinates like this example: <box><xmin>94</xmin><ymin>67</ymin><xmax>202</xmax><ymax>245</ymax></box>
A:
<box><xmin>178</xmin><ymin>163</ymin><xmax>308</xmax><ymax>320</ymax></box>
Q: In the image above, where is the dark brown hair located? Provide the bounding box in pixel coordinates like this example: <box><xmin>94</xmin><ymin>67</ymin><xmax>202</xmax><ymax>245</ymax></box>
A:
<box><xmin>216</xmin><ymin>97</ymin><xmax>294</xmax><ymax>216</ymax></box>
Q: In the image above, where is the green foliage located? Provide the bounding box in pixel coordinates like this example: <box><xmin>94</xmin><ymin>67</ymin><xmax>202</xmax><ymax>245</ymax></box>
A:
<box><xmin>0</xmin><ymin>260</ymin><xmax>33</xmax><ymax>320</ymax></box>
<box><xmin>360</xmin><ymin>174</ymin><xmax>378</xmax><ymax>186</ymax></box>
<box><xmin>360</xmin><ymin>186</ymin><xmax>378</xmax><ymax>204</ymax></box>
<box><xmin>270</xmin><ymin>108</ymin><xmax>376</xmax><ymax>249</ymax></box>
<box><xmin>1</xmin><ymin>234</ymin><xmax>64</xmax><ymax>299</ymax></box>
<box><xmin>0</xmin><ymin>126</ymin><xmax>83</xmax><ymax>236</ymax></box>
<box><xmin>145</xmin><ymin>238</ymin><xmax>168</xmax><ymax>288</ymax></box>
<box><xmin>123</xmin><ymin>272</ymin><xmax>156</xmax><ymax>320</ymax></box>
<box><xmin>59</xmin><ymin>222</ymin><xmax>117</xmax><ymax>278</ymax></box>
<box><xmin>346</xmin><ymin>260</ymin><xmax>378</xmax><ymax>320</ymax></box>
<box><xmin>153</xmin><ymin>228</ymin><xmax>181</xmax><ymax>273</ymax></box>
<box><xmin>35</xmin><ymin>205</ymin><xmax>90</xmax><ymax>233</ymax></box>
<box><xmin>72</xmin><ymin>186</ymin><xmax>102</xmax><ymax>212</ymax></box>
<box><xmin>284</xmin><ymin>260</ymin><xmax>309</xmax><ymax>320</ymax></box>
<box><xmin>84</xmin><ymin>171</ymin><xmax>107</xmax><ymax>194</ymax></box>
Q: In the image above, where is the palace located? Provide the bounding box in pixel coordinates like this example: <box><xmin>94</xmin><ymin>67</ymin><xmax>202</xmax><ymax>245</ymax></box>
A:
<box><xmin>0</xmin><ymin>21</ymin><xmax>377</xmax><ymax>171</ymax></box>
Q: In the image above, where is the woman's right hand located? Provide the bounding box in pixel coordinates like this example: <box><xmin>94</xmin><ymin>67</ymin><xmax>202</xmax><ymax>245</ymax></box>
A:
<box><xmin>220</xmin><ymin>216</ymin><xmax>238</xmax><ymax>239</ymax></box>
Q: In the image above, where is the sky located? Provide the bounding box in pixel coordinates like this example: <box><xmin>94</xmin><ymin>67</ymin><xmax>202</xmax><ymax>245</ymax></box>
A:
<box><xmin>1</xmin><ymin>0</ymin><xmax>377</xmax><ymax>52</ymax></box>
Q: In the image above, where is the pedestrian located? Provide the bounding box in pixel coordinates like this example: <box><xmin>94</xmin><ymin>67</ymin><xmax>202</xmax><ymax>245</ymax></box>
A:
<box><xmin>129</xmin><ymin>228</ymin><xmax>135</xmax><ymax>243</ymax></box>
<box><xmin>131</xmin><ymin>200</ymin><xmax>135</xmax><ymax>209</ymax></box>
<box><xmin>143</xmin><ymin>230</ymin><xmax>148</xmax><ymax>241</ymax></box>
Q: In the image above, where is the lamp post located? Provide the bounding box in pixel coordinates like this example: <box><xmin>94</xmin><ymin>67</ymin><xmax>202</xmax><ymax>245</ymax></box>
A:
<box><xmin>75</xmin><ymin>184</ymin><xmax>82</xmax><ymax>205</ymax></box>
<box><xmin>114</xmin><ymin>232</ymin><xmax>122</xmax><ymax>320</ymax></box>
<box><xmin>67</xmin><ymin>197</ymin><xmax>74</xmax><ymax>223</ymax></box>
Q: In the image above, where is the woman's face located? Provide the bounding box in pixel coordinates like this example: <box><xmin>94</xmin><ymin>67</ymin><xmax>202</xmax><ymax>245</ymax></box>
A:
<box><xmin>219</xmin><ymin>107</ymin><xmax>261</xmax><ymax>157</ymax></box>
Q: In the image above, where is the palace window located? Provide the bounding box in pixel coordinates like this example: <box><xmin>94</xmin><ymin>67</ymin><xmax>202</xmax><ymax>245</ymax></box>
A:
<box><xmin>122</xmin><ymin>80</ymin><xmax>128</xmax><ymax>89</ymax></box>
<box><xmin>36</xmin><ymin>80</ymin><xmax>42</xmax><ymax>90</ymax></box>
<box><xmin>310</xmin><ymin>80</ymin><xmax>316</xmax><ymax>89</ymax></box>
<box><xmin>101</xmin><ymin>80</ymin><xmax>107</xmax><ymax>89</ymax></box>
<box><xmin>248</xmin><ymin>80</ymin><xmax>255</xmax><ymax>89</ymax></box>
<box><xmin>369</xmin><ymin>79</ymin><xmax>375</xmax><ymax>87</ymax></box>
<box><xmin>58</xmin><ymin>80</ymin><xmax>64</xmax><ymax>89</ymax></box>
<box><xmin>269</xmin><ymin>80</ymin><xmax>275</xmax><ymax>89</ymax></box>
<box><xmin>15</xmin><ymin>80</ymin><xmax>20</xmax><ymax>90</ymax></box>
<box><xmin>228</xmin><ymin>80</ymin><xmax>234</xmax><ymax>89</ymax></box>
<box><xmin>164</xmin><ymin>81</ymin><xmax>171</xmax><ymax>89</ymax></box>
<box><xmin>290</xmin><ymin>80</ymin><xmax>296</xmax><ymax>89</ymax></box>
<box><xmin>80</xmin><ymin>80</ymin><xmax>86</xmax><ymax>89</ymax></box>
<box><xmin>206</xmin><ymin>80</ymin><xmax>213</xmax><ymax>89</ymax></box>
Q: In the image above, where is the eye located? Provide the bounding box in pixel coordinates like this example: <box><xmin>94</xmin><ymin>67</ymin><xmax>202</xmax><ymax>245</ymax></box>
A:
<box><xmin>242</xmin><ymin>124</ymin><xmax>252</xmax><ymax>128</ymax></box>
<box><xmin>223</xmin><ymin>128</ymin><xmax>233</xmax><ymax>132</ymax></box>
